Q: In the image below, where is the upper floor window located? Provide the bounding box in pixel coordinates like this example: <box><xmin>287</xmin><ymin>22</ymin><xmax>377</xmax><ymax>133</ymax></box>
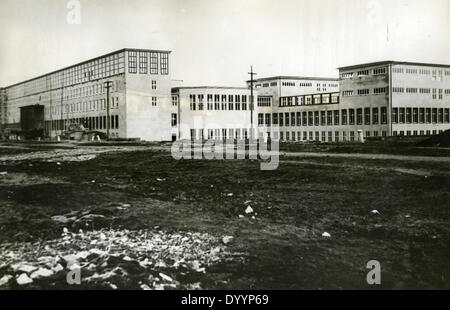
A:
<box><xmin>373</xmin><ymin>67</ymin><xmax>386</xmax><ymax>75</ymax></box>
<box><xmin>128</xmin><ymin>51</ymin><xmax>137</xmax><ymax>73</ymax></box>
<box><xmin>160</xmin><ymin>53</ymin><xmax>169</xmax><ymax>75</ymax></box>
<box><xmin>139</xmin><ymin>52</ymin><xmax>148</xmax><ymax>74</ymax></box>
<box><xmin>150</xmin><ymin>53</ymin><xmax>158</xmax><ymax>74</ymax></box>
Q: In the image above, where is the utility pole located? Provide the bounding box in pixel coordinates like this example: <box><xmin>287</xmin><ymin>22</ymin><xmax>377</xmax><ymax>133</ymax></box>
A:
<box><xmin>248</xmin><ymin>66</ymin><xmax>257</xmax><ymax>140</ymax></box>
<box><xmin>104</xmin><ymin>81</ymin><xmax>113</xmax><ymax>140</ymax></box>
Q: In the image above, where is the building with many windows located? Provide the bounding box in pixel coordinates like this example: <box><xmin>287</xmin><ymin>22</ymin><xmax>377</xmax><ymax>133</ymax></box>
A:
<box><xmin>1</xmin><ymin>48</ymin><xmax>174</xmax><ymax>141</ymax></box>
<box><xmin>171</xmin><ymin>87</ymin><xmax>258</xmax><ymax>140</ymax></box>
<box><xmin>256</xmin><ymin>62</ymin><xmax>450</xmax><ymax>142</ymax></box>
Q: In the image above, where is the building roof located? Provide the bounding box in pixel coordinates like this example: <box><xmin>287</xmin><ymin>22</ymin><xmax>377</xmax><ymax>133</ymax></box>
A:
<box><xmin>338</xmin><ymin>60</ymin><xmax>450</xmax><ymax>71</ymax></box>
<box><xmin>247</xmin><ymin>76</ymin><xmax>339</xmax><ymax>83</ymax></box>
<box><xmin>3</xmin><ymin>48</ymin><xmax>172</xmax><ymax>89</ymax></box>
<box><xmin>172</xmin><ymin>86</ymin><xmax>249</xmax><ymax>91</ymax></box>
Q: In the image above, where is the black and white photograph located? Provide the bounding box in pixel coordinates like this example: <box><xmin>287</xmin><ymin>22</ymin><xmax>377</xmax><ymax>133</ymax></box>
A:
<box><xmin>0</xmin><ymin>0</ymin><xmax>449</xmax><ymax>303</ymax></box>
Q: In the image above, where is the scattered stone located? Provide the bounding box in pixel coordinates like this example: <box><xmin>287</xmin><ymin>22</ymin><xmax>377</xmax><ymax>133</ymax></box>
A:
<box><xmin>30</xmin><ymin>268</ymin><xmax>54</xmax><ymax>279</ymax></box>
<box><xmin>76</xmin><ymin>251</ymin><xmax>90</xmax><ymax>260</ymax></box>
<box><xmin>227</xmin><ymin>193</ymin><xmax>234</xmax><ymax>197</ymax></box>
<box><xmin>222</xmin><ymin>236</ymin><xmax>234</xmax><ymax>244</ymax></box>
<box><xmin>245</xmin><ymin>206</ymin><xmax>254</xmax><ymax>214</ymax></box>
<box><xmin>322</xmin><ymin>232</ymin><xmax>331</xmax><ymax>238</ymax></box>
<box><xmin>370</xmin><ymin>210</ymin><xmax>380</xmax><ymax>215</ymax></box>
<box><xmin>238</xmin><ymin>215</ymin><xmax>244</xmax><ymax>218</ymax></box>
<box><xmin>16</xmin><ymin>273</ymin><xmax>33</xmax><ymax>285</ymax></box>
<box><xmin>63</xmin><ymin>227</ymin><xmax>69</xmax><ymax>234</ymax></box>
<box><xmin>62</xmin><ymin>254</ymin><xmax>79</xmax><ymax>267</ymax></box>
<box><xmin>0</xmin><ymin>171</ymin><xmax>8</xmax><ymax>176</ymax></box>
<box><xmin>11</xmin><ymin>263</ymin><xmax>38</xmax><ymax>273</ymax></box>
<box><xmin>141</xmin><ymin>284</ymin><xmax>151</xmax><ymax>290</ymax></box>
<box><xmin>0</xmin><ymin>275</ymin><xmax>12</xmax><ymax>286</ymax></box>
<box><xmin>159</xmin><ymin>273</ymin><xmax>173</xmax><ymax>282</ymax></box>
<box><xmin>53</xmin><ymin>264</ymin><xmax>64</xmax><ymax>272</ymax></box>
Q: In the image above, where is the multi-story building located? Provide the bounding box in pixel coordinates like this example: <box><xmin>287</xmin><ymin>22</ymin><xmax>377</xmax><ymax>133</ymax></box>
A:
<box><xmin>1</xmin><ymin>48</ymin><xmax>174</xmax><ymax>141</ymax></box>
<box><xmin>171</xmin><ymin>86</ymin><xmax>258</xmax><ymax>140</ymax></box>
<box><xmin>339</xmin><ymin>61</ymin><xmax>450</xmax><ymax>138</ymax></box>
<box><xmin>256</xmin><ymin>62</ymin><xmax>450</xmax><ymax>142</ymax></box>
<box><xmin>248</xmin><ymin>76</ymin><xmax>340</xmax><ymax>109</ymax></box>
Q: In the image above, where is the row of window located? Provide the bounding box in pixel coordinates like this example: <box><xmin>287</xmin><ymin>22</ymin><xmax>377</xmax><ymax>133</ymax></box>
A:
<box><xmin>51</xmin><ymin>97</ymin><xmax>120</xmax><ymax>115</ymax></box>
<box><xmin>128</xmin><ymin>51</ymin><xmax>169</xmax><ymax>75</ymax></box>
<box><xmin>46</xmin><ymin>115</ymin><xmax>120</xmax><ymax>131</ymax></box>
<box><xmin>189</xmin><ymin>94</ymin><xmax>251</xmax><ymax>111</ymax></box>
<box><xmin>393</xmin><ymin>67</ymin><xmax>450</xmax><ymax>80</ymax></box>
<box><xmin>258</xmin><ymin>96</ymin><xmax>272</xmax><ymax>107</ymax></box>
<box><xmin>7</xmin><ymin>53</ymin><xmax>126</xmax><ymax>100</ymax></box>
<box><xmin>278</xmin><ymin>130</ymin><xmax>388</xmax><ymax>142</ymax></box>
<box><xmin>392</xmin><ymin>107</ymin><xmax>450</xmax><ymax>124</ymax></box>
<box><xmin>342</xmin><ymin>88</ymin><xmax>387</xmax><ymax>96</ymax></box>
<box><xmin>341</xmin><ymin>67</ymin><xmax>387</xmax><ymax>79</ymax></box>
<box><xmin>393</xmin><ymin>130</ymin><xmax>445</xmax><ymax>136</ymax></box>
<box><xmin>258</xmin><ymin>107</ymin><xmax>389</xmax><ymax>127</ymax></box>
<box><xmin>66</xmin><ymin>80</ymin><xmax>121</xmax><ymax>100</ymax></box>
<box><xmin>393</xmin><ymin>87</ymin><xmax>448</xmax><ymax>99</ymax></box>
<box><xmin>189</xmin><ymin>128</ymin><xmax>254</xmax><ymax>140</ymax></box>
<box><xmin>279</xmin><ymin>93</ymin><xmax>340</xmax><ymax>107</ymax></box>
<box><xmin>255</xmin><ymin>82</ymin><xmax>338</xmax><ymax>88</ymax></box>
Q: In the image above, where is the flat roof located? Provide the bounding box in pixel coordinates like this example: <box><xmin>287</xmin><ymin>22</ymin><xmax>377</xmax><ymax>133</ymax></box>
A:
<box><xmin>172</xmin><ymin>86</ymin><xmax>249</xmax><ymax>91</ymax></box>
<box><xmin>4</xmin><ymin>48</ymin><xmax>172</xmax><ymax>89</ymax></box>
<box><xmin>248</xmin><ymin>76</ymin><xmax>339</xmax><ymax>83</ymax></box>
<box><xmin>338</xmin><ymin>60</ymin><xmax>450</xmax><ymax>71</ymax></box>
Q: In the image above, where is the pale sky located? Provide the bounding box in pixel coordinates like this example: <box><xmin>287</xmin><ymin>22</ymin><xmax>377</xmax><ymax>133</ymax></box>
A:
<box><xmin>0</xmin><ymin>0</ymin><xmax>449</xmax><ymax>87</ymax></box>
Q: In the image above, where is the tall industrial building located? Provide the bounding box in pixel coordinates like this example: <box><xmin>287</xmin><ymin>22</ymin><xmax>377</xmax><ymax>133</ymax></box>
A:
<box><xmin>1</xmin><ymin>48</ymin><xmax>174</xmax><ymax>141</ymax></box>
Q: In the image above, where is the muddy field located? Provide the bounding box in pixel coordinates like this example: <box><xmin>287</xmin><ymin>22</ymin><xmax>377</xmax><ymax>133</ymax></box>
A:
<box><xmin>0</xmin><ymin>140</ymin><xmax>449</xmax><ymax>290</ymax></box>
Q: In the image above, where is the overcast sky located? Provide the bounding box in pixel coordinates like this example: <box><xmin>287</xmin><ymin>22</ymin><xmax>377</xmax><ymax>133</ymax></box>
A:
<box><xmin>0</xmin><ymin>0</ymin><xmax>449</xmax><ymax>87</ymax></box>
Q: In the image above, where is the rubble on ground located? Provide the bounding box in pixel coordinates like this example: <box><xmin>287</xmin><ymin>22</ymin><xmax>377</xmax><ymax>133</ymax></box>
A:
<box><xmin>0</xmin><ymin>228</ymin><xmax>239</xmax><ymax>289</ymax></box>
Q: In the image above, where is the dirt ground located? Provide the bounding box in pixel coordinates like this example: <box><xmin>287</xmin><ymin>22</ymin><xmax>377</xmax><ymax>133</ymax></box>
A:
<box><xmin>0</xmin><ymin>140</ymin><xmax>449</xmax><ymax>290</ymax></box>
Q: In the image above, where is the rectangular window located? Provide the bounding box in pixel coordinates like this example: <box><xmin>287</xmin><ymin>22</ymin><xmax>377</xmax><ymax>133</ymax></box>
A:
<box><xmin>194</xmin><ymin>94</ymin><xmax>201</xmax><ymax>110</ymax></box>
<box><xmin>372</xmin><ymin>108</ymin><xmax>379</xmax><ymax>124</ymax></box>
<box><xmin>152</xmin><ymin>96</ymin><xmax>157</xmax><ymax>106</ymax></box>
<box><xmin>341</xmin><ymin>110</ymin><xmax>348</xmax><ymax>125</ymax></box>
<box><xmin>152</xmin><ymin>80</ymin><xmax>156</xmax><ymax>90</ymax></box>
<box><xmin>285</xmin><ymin>113</ymin><xmax>290</xmax><ymax>126</ymax></box>
<box><xmin>215</xmin><ymin>95</ymin><xmax>220</xmax><ymax>110</ymax></box>
<box><xmin>406</xmin><ymin>108</ymin><xmax>412</xmax><ymax>123</ymax></box>
<box><xmin>291</xmin><ymin>112</ymin><xmax>295</xmax><ymax>126</ymax></box>
<box><xmin>349</xmin><ymin>109</ymin><xmax>355</xmax><ymax>125</ymax></box>
<box><xmin>228</xmin><ymin>95</ymin><xmax>234</xmax><ymax>110</ymax></box>
<box><xmin>128</xmin><ymin>51</ymin><xmax>137</xmax><ymax>73</ymax></box>
<box><xmin>320</xmin><ymin>111</ymin><xmax>326</xmax><ymax>125</ymax></box>
<box><xmin>190</xmin><ymin>95</ymin><xmax>196</xmax><ymax>110</ymax></box>
<box><xmin>296</xmin><ymin>112</ymin><xmax>301</xmax><ymax>126</ymax></box>
<box><xmin>279</xmin><ymin>113</ymin><xmax>284</xmax><ymax>126</ymax></box>
<box><xmin>327</xmin><ymin>111</ymin><xmax>333</xmax><ymax>125</ymax></box>
<box><xmin>364</xmin><ymin>108</ymin><xmax>371</xmax><ymax>125</ymax></box>
<box><xmin>357</xmin><ymin>108</ymin><xmax>363</xmax><ymax>125</ymax></box>
<box><xmin>160</xmin><ymin>53</ymin><xmax>169</xmax><ymax>75</ymax></box>
<box><xmin>272</xmin><ymin>113</ymin><xmax>278</xmax><ymax>125</ymax></box>
<box><xmin>265</xmin><ymin>114</ymin><xmax>271</xmax><ymax>127</ymax></box>
<box><xmin>258</xmin><ymin>114</ymin><xmax>264</xmax><ymax>126</ymax></box>
<box><xmin>207</xmin><ymin>95</ymin><xmax>213</xmax><ymax>110</ymax></box>
<box><xmin>334</xmin><ymin>110</ymin><xmax>340</xmax><ymax>125</ymax></box>
<box><xmin>139</xmin><ymin>52</ymin><xmax>148</xmax><ymax>74</ymax></box>
<box><xmin>150</xmin><ymin>52</ymin><xmax>158</xmax><ymax>74</ymax></box>
<box><xmin>235</xmin><ymin>95</ymin><xmax>240</xmax><ymax>110</ymax></box>
<box><xmin>413</xmin><ymin>108</ymin><xmax>418</xmax><ymax>123</ymax></box>
<box><xmin>399</xmin><ymin>108</ymin><xmax>405</xmax><ymax>124</ymax></box>
<box><xmin>419</xmin><ymin>108</ymin><xmax>425</xmax><ymax>123</ymax></box>
<box><xmin>171</xmin><ymin>113</ymin><xmax>177</xmax><ymax>127</ymax></box>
